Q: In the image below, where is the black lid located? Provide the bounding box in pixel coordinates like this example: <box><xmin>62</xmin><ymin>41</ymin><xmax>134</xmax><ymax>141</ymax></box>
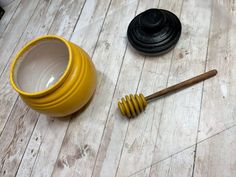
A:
<box><xmin>127</xmin><ymin>8</ymin><xmax>181</xmax><ymax>55</ymax></box>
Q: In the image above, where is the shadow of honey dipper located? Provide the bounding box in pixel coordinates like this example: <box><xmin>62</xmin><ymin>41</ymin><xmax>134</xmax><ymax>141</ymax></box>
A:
<box><xmin>118</xmin><ymin>69</ymin><xmax>217</xmax><ymax>118</ymax></box>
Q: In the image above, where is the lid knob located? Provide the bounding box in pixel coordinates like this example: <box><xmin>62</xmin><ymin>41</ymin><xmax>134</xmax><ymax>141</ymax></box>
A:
<box><xmin>140</xmin><ymin>9</ymin><xmax>165</xmax><ymax>33</ymax></box>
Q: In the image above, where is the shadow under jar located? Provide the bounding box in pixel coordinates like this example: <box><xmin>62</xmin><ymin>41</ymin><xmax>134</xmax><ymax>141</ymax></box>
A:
<box><xmin>10</xmin><ymin>35</ymin><xmax>97</xmax><ymax>117</ymax></box>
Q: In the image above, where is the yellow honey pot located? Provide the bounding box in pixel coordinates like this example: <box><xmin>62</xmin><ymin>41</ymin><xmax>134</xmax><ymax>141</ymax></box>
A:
<box><xmin>10</xmin><ymin>35</ymin><xmax>97</xmax><ymax>117</ymax></box>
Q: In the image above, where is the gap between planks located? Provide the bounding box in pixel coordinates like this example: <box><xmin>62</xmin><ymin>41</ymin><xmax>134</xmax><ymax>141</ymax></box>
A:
<box><xmin>1</xmin><ymin>0</ymin><xmax>234</xmax><ymax>177</ymax></box>
<box><xmin>0</xmin><ymin>0</ymin><xmax>22</xmax><ymax>36</ymax></box>
<box><xmin>0</xmin><ymin>0</ymin><xmax>88</xmax><ymax>176</ymax></box>
<box><xmin>50</xmin><ymin>0</ymin><xmax>113</xmax><ymax>174</ymax></box>
<box><xmin>16</xmin><ymin>0</ymin><xmax>89</xmax><ymax>176</ymax></box>
<box><xmin>128</xmin><ymin>122</ymin><xmax>236</xmax><ymax>177</ymax></box>
<box><xmin>190</xmin><ymin>1</ymin><xmax>214</xmax><ymax>177</ymax></box>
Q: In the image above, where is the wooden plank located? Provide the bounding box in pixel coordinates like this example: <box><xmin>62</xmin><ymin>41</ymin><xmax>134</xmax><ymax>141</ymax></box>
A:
<box><xmin>0</xmin><ymin>0</ymin><xmax>41</xmax><ymax>135</ymax></box>
<box><xmin>70</xmin><ymin>0</ymin><xmax>111</xmax><ymax>53</ymax></box>
<box><xmin>0</xmin><ymin>0</ymin><xmax>63</xmax><ymax>135</ymax></box>
<box><xmin>0</xmin><ymin>0</ymin><xmax>21</xmax><ymax>35</ymax></box>
<box><xmin>192</xmin><ymin>1</ymin><xmax>236</xmax><ymax>176</ymax></box>
<box><xmin>2</xmin><ymin>0</ymin><xmax>234</xmax><ymax>177</ymax></box>
<box><xmin>1</xmin><ymin>0</ymin><xmax>86</xmax><ymax>135</ymax></box>
<box><xmin>115</xmin><ymin>0</ymin><xmax>184</xmax><ymax>176</ymax></box>
<box><xmin>194</xmin><ymin>126</ymin><xmax>236</xmax><ymax>177</ymax></box>
<box><xmin>97</xmin><ymin>0</ymin><xmax>213</xmax><ymax>175</ymax></box>
<box><xmin>51</xmin><ymin>0</ymin><xmax>139</xmax><ymax>176</ymax></box>
<box><xmin>91</xmin><ymin>0</ymin><xmax>171</xmax><ymax>176</ymax></box>
<box><xmin>130</xmin><ymin>168</ymin><xmax>150</xmax><ymax>177</ymax></box>
<box><xmin>11</xmin><ymin>0</ymin><xmax>91</xmax><ymax>176</ymax></box>
<box><xmin>150</xmin><ymin>147</ymin><xmax>194</xmax><ymax>177</ymax></box>
<box><xmin>0</xmin><ymin>0</ymin><xmax>40</xmax><ymax>76</ymax></box>
<box><xmin>0</xmin><ymin>98</ymin><xmax>39</xmax><ymax>177</ymax></box>
<box><xmin>0</xmin><ymin>0</ymin><xmax>63</xmax><ymax>175</ymax></box>
<box><xmin>0</xmin><ymin>0</ymin><xmax>76</xmax><ymax>176</ymax></box>
<box><xmin>90</xmin><ymin>0</ymin><xmax>182</xmax><ymax>176</ymax></box>
<box><xmin>150</xmin><ymin>0</ymin><xmax>212</xmax><ymax>166</ymax></box>
<box><xmin>18</xmin><ymin>116</ymin><xmax>70</xmax><ymax>177</ymax></box>
<box><xmin>197</xmin><ymin>0</ymin><xmax>236</xmax><ymax>141</ymax></box>
<box><xmin>16</xmin><ymin>0</ymin><xmax>114</xmax><ymax>176</ymax></box>
<box><xmin>129</xmin><ymin>146</ymin><xmax>194</xmax><ymax>177</ymax></box>
<box><xmin>0</xmin><ymin>0</ymin><xmax>86</xmax><ymax>135</ymax></box>
<box><xmin>48</xmin><ymin>0</ymin><xmax>86</xmax><ymax>39</ymax></box>
<box><xmin>15</xmin><ymin>114</ymin><xmax>53</xmax><ymax>177</ymax></box>
<box><xmin>91</xmin><ymin>46</ymin><xmax>147</xmax><ymax>177</ymax></box>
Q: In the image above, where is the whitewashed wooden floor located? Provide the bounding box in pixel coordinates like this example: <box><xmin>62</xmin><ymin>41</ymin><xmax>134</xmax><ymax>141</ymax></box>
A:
<box><xmin>0</xmin><ymin>0</ymin><xmax>236</xmax><ymax>176</ymax></box>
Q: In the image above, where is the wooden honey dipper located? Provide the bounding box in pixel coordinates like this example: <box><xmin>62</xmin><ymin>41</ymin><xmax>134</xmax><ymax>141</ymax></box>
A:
<box><xmin>118</xmin><ymin>69</ymin><xmax>217</xmax><ymax>118</ymax></box>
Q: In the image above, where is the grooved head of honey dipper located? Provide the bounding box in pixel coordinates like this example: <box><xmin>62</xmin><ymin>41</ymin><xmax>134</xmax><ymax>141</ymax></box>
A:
<box><xmin>118</xmin><ymin>93</ymin><xmax>147</xmax><ymax>118</ymax></box>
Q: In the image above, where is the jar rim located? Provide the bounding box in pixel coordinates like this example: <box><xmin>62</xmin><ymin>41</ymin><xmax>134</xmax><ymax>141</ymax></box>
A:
<box><xmin>10</xmin><ymin>35</ymin><xmax>73</xmax><ymax>97</ymax></box>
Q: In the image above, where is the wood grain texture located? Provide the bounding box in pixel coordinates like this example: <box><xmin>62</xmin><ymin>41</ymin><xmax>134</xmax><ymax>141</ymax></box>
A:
<box><xmin>194</xmin><ymin>127</ymin><xmax>236</xmax><ymax>177</ymax></box>
<box><xmin>91</xmin><ymin>0</ymin><xmax>175</xmax><ymax>176</ymax></box>
<box><xmin>0</xmin><ymin>98</ymin><xmax>38</xmax><ymax>177</ymax></box>
<box><xmin>150</xmin><ymin>147</ymin><xmax>194</xmax><ymax>177</ymax></box>
<box><xmin>14</xmin><ymin>0</ymin><xmax>89</xmax><ymax>176</ymax></box>
<box><xmin>0</xmin><ymin>0</ymin><xmax>62</xmax><ymax>133</ymax></box>
<box><xmin>14</xmin><ymin>0</ymin><xmax>115</xmax><ymax>176</ymax></box>
<box><xmin>15</xmin><ymin>115</ymin><xmax>55</xmax><ymax>177</ymax></box>
<box><xmin>0</xmin><ymin>0</ymin><xmax>66</xmax><ymax>176</ymax></box>
<box><xmin>151</xmin><ymin>0</ymin><xmax>212</xmax><ymax>163</ymax></box>
<box><xmin>0</xmin><ymin>0</ymin><xmax>86</xmax><ymax>176</ymax></box>
<box><xmin>0</xmin><ymin>0</ymin><xmax>63</xmax><ymax>143</ymax></box>
<box><xmin>0</xmin><ymin>0</ymin><xmax>40</xmax><ymax>76</ymax></box>
<box><xmin>130</xmin><ymin>146</ymin><xmax>194</xmax><ymax>177</ymax></box>
<box><xmin>0</xmin><ymin>0</ymin><xmax>236</xmax><ymax>176</ymax></box>
<box><xmin>0</xmin><ymin>0</ymin><xmax>41</xmax><ymax>135</ymax></box>
<box><xmin>52</xmin><ymin>0</ymin><xmax>140</xmax><ymax>176</ymax></box>
<box><xmin>0</xmin><ymin>0</ymin><xmax>21</xmax><ymax>35</ymax></box>
<box><xmin>197</xmin><ymin>0</ymin><xmax>236</xmax><ymax>141</ymax></box>
<box><xmin>115</xmin><ymin>0</ymin><xmax>184</xmax><ymax>176</ymax></box>
<box><xmin>19</xmin><ymin>0</ymin><xmax>119</xmax><ymax>176</ymax></box>
<box><xmin>192</xmin><ymin>1</ymin><xmax>236</xmax><ymax>176</ymax></box>
<box><xmin>48</xmin><ymin>0</ymin><xmax>86</xmax><ymax>39</ymax></box>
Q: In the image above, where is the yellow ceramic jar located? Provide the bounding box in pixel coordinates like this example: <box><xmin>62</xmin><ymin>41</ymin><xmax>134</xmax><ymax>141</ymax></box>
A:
<box><xmin>10</xmin><ymin>35</ymin><xmax>96</xmax><ymax>117</ymax></box>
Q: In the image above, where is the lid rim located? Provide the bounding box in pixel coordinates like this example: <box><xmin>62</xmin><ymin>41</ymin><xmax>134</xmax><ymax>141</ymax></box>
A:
<box><xmin>127</xmin><ymin>8</ymin><xmax>182</xmax><ymax>55</ymax></box>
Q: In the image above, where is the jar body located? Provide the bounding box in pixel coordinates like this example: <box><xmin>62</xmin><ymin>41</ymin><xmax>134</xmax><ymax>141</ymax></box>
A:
<box><xmin>10</xmin><ymin>36</ymin><xmax>96</xmax><ymax>117</ymax></box>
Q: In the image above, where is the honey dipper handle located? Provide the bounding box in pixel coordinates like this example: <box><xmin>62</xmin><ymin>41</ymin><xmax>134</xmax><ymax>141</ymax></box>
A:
<box><xmin>145</xmin><ymin>69</ymin><xmax>217</xmax><ymax>102</ymax></box>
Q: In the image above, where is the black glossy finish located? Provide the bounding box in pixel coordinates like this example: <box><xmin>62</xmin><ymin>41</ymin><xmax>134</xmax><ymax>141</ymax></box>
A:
<box><xmin>127</xmin><ymin>8</ymin><xmax>181</xmax><ymax>55</ymax></box>
<box><xmin>0</xmin><ymin>6</ymin><xmax>4</xmax><ymax>20</ymax></box>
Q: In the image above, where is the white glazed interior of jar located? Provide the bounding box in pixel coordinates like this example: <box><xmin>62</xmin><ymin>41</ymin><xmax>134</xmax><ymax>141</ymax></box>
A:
<box><xmin>13</xmin><ymin>39</ymin><xmax>69</xmax><ymax>93</ymax></box>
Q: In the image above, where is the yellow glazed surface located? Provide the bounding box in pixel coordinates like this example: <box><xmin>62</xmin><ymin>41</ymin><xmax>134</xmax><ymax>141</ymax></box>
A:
<box><xmin>10</xmin><ymin>35</ymin><xmax>97</xmax><ymax>117</ymax></box>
